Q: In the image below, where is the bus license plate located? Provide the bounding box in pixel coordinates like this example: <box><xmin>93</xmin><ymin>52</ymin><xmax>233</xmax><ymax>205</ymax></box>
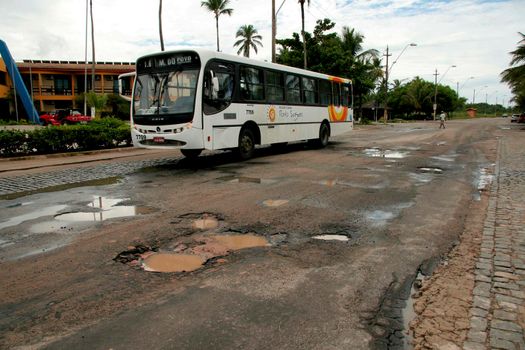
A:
<box><xmin>153</xmin><ymin>136</ymin><xmax>165</xmax><ymax>144</ymax></box>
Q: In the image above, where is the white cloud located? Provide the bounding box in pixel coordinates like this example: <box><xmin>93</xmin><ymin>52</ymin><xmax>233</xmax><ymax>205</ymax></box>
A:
<box><xmin>0</xmin><ymin>0</ymin><xmax>522</xmax><ymax>104</ymax></box>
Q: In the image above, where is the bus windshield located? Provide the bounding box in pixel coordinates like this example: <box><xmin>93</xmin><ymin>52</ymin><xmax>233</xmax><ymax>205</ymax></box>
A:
<box><xmin>133</xmin><ymin>69</ymin><xmax>198</xmax><ymax>123</ymax></box>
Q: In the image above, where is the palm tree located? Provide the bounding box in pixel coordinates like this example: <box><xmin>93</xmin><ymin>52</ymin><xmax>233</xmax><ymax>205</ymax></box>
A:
<box><xmin>340</xmin><ymin>26</ymin><xmax>379</xmax><ymax>62</ymax></box>
<box><xmin>298</xmin><ymin>0</ymin><xmax>310</xmax><ymax>69</ymax></box>
<box><xmin>234</xmin><ymin>25</ymin><xmax>263</xmax><ymax>58</ymax></box>
<box><xmin>201</xmin><ymin>0</ymin><xmax>233</xmax><ymax>52</ymax></box>
<box><xmin>159</xmin><ymin>0</ymin><xmax>164</xmax><ymax>51</ymax></box>
<box><xmin>501</xmin><ymin>32</ymin><xmax>525</xmax><ymax>108</ymax></box>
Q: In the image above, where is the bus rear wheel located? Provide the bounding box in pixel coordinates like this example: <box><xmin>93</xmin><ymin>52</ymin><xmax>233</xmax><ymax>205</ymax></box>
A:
<box><xmin>181</xmin><ymin>149</ymin><xmax>202</xmax><ymax>158</ymax></box>
<box><xmin>238</xmin><ymin>128</ymin><xmax>255</xmax><ymax>160</ymax></box>
<box><xmin>309</xmin><ymin>122</ymin><xmax>330</xmax><ymax>148</ymax></box>
<box><xmin>318</xmin><ymin>122</ymin><xmax>330</xmax><ymax>148</ymax></box>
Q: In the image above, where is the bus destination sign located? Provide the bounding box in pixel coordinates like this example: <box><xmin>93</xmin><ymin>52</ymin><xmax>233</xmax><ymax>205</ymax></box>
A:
<box><xmin>137</xmin><ymin>52</ymin><xmax>199</xmax><ymax>71</ymax></box>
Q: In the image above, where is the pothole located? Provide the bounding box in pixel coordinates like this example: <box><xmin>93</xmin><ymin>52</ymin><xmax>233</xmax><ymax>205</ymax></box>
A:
<box><xmin>262</xmin><ymin>199</ymin><xmax>289</xmax><ymax>207</ymax></box>
<box><xmin>312</xmin><ymin>234</ymin><xmax>349</xmax><ymax>242</ymax></box>
<box><xmin>368</xmin><ymin>258</ymin><xmax>439</xmax><ymax>349</ymax></box>
<box><xmin>115</xmin><ymin>233</ymin><xmax>270</xmax><ymax>273</ymax></box>
<box><xmin>54</xmin><ymin>196</ymin><xmax>153</xmax><ymax>222</ymax></box>
<box><xmin>216</xmin><ymin>175</ymin><xmax>277</xmax><ymax>184</ymax></box>
<box><xmin>142</xmin><ymin>254</ymin><xmax>206</xmax><ymax>273</ymax></box>
<box><xmin>192</xmin><ymin>215</ymin><xmax>220</xmax><ymax>230</ymax></box>
<box><xmin>363</xmin><ymin>148</ymin><xmax>409</xmax><ymax>159</ymax></box>
<box><xmin>417</xmin><ymin>167</ymin><xmax>443</xmax><ymax>174</ymax></box>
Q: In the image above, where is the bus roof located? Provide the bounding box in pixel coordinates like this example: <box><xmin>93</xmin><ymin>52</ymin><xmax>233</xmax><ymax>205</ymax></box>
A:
<box><xmin>136</xmin><ymin>48</ymin><xmax>352</xmax><ymax>85</ymax></box>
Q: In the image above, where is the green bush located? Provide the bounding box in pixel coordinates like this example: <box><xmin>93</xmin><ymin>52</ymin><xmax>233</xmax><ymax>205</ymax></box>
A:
<box><xmin>0</xmin><ymin>117</ymin><xmax>132</xmax><ymax>157</ymax></box>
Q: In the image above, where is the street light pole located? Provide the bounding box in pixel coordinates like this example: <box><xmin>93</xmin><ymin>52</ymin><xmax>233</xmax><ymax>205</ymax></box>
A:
<box><xmin>433</xmin><ymin>69</ymin><xmax>439</xmax><ymax>120</ymax></box>
<box><xmin>382</xmin><ymin>43</ymin><xmax>416</xmax><ymax>123</ymax></box>
<box><xmin>383</xmin><ymin>45</ymin><xmax>391</xmax><ymax>123</ymax></box>
<box><xmin>389</xmin><ymin>43</ymin><xmax>417</xmax><ymax>72</ymax></box>
<box><xmin>271</xmin><ymin>0</ymin><xmax>287</xmax><ymax>63</ymax></box>
<box><xmin>433</xmin><ymin>65</ymin><xmax>456</xmax><ymax>120</ymax></box>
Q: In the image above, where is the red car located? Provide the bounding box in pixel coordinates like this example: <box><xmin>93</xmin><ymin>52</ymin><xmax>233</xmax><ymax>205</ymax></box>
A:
<box><xmin>40</xmin><ymin>109</ymin><xmax>93</xmax><ymax>126</ymax></box>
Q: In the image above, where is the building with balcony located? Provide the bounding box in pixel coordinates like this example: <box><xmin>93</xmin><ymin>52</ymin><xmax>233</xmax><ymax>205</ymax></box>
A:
<box><xmin>0</xmin><ymin>58</ymin><xmax>135</xmax><ymax>117</ymax></box>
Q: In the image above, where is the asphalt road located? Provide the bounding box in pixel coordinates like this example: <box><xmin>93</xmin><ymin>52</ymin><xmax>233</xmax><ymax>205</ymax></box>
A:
<box><xmin>0</xmin><ymin>118</ymin><xmax>513</xmax><ymax>349</ymax></box>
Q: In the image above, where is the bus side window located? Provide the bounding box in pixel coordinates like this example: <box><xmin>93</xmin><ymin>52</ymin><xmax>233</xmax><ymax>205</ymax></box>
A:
<box><xmin>319</xmin><ymin>80</ymin><xmax>331</xmax><ymax>106</ymax></box>
<box><xmin>333</xmin><ymin>82</ymin><xmax>341</xmax><ymax>106</ymax></box>
<box><xmin>342</xmin><ymin>84</ymin><xmax>350</xmax><ymax>107</ymax></box>
<box><xmin>203</xmin><ymin>61</ymin><xmax>235</xmax><ymax>115</ymax></box>
<box><xmin>240</xmin><ymin>66</ymin><xmax>264</xmax><ymax>101</ymax></box>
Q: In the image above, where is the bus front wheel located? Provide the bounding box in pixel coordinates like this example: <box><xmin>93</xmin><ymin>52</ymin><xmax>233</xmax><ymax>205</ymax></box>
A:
<box><xmin>181</xmin><ymin>149</ymin><xmax>202</xmax><ymax>158</ymax></box>
<box><xmin>238</xmin><ymin>128</ymin><xmax>255</xmax><ymax>160</ymax></box>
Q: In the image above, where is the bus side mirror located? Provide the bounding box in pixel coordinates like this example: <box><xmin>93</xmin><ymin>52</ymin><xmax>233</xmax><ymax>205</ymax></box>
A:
<box><xmin>212</xmin><ymin>77</ymin><xmax>219</xmax><ymax>100</ymax></box>
<box><xmin>118</xmin><ymin>72</ymin><xmax>135</xmax><ymax>102</ymax></box>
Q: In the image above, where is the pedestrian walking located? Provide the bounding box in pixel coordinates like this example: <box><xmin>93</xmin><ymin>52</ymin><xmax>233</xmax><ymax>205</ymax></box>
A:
<box><xmin>439</xmin><ymin>111</ymin><xmax>446</xmax><ymax>129</ymax></box>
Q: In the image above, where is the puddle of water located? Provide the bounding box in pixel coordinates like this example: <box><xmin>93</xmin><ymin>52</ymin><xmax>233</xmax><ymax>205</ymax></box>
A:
<box><xmin>363</xmin><ymin>148</ymin><xmax>408</xmax><ymax>159</ymax></box>
<box><xmin>212</xmin><ymin>234</ymin><xmax>269</xmax><ymax>250</ymax></box>
<box><xmin>409</xmin><ymin>172</ymin><xmax>433</xmax><ymax>184</ymax></box>
<box><xmin>5</xmin><ymin>201</ymin><xmax>34</xmax><ymax>208</ymax></box>
<box><xmin>262</xmin><ymin>199</ymin><xmax>289</xmax><ymax>207</ymax></box>
<box><xmin>217</xmin><ymin>175</ymin><xmax>276</xmax><ymax>184</ymax></box>
<box><xmin>54</xmin><ymin>196</ymin><xmax>150</xmax><ymax>222</ymax></box>
<box><xmin>367</xmin><ymin>210</ymin><xmax>395</xmax><ymax>222</ymax></box>
<box><xmin>192</xmin><ymin>216</ymin><xmax>219</xmax><ymax>230</ymax></box>
<box><xmin>142</xmin><ymin>253</ymin><xmax>205</xmax><ymax>273</ymax></box>
<box><xmin>0</xmin><ymin>238</ymin><xmax>14</xmax><ymax>248</ymax></box>
<box><xmin>319</xmin><ymin>179</ymin><xmax>338</xmax><ymax>187</ymax></box>
<box><xmin>402</xmin><ymin>272</ymin><xmax>424</xmax><ymax>348</ymax></box>
<box><xmin>312</xmin><ymin>234</ymin><xmax>349</xmax><ymax>242</ymax></box>
<box><xmin>477</xmin><ymin>168</ymin><xmax>494</xmax><ymax>190</ymax></box>
<box><xmin>139</xmin><ymin>234</ymin><xmax>269</xmax><ymax>273</ymax></box>
<box><xmin>431</xmin><ymin>155</ymin><xmax>456</xmax><ymax>162</ymax></box>
<box><xmin>0</xmin><ymin>205</ymin><xmax>67</xmax><ymax>230</ymax></box>
<box><xmin>417</xmin><ymin>167</ymin><xmax>443</xmax><ymax>174</ymax></box>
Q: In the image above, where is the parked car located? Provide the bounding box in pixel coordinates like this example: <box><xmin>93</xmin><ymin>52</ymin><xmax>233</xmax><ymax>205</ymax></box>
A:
<box><xmin>510</xmin><ymin>114</ymin><xmax>519</xmax><ymax>123</ymax></box>
<box><xmin>40</xmin><ymin>109</ymin><xmax>92</xmax><ymax>126</ymax></box>
<box><xmin>518</xmin><ymin>113</ymin><xmax>525</xmax><ymax>123</ymax></box>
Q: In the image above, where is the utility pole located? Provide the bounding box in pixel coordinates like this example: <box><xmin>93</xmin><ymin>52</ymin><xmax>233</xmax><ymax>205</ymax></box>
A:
<box><xmin>272</xmin><ymin>0</ymin><xmax>276</xmax><ymax>63</ymax></box>
<box><xmin>272</xmin><ymin>0</ymin><xmax>286</xmax><ymax>63</ymax></box>
<box><xmin>433</xmin><ymin>69</ymin><xmax>439</xmax><ymax>120</ymax></box>
<box><xmin>382</xmin><ymin>46</ymin><xmax>391</xmax><ymax>123</ymax></box>
<box><xmin>473</xmin><ymin>89</ymin><xmax>476</xmax><ymax>104</ymax></box>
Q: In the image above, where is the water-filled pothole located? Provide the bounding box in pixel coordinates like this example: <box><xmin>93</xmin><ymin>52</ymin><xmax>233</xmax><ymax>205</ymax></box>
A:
<box><xmin>363</xmin><ymin>148</ymin><xmax>409</xmax><ymax>159</ymax></box>
<box><xmin>54</xmin><ymin>196</ymin><xmax>152</xmax><ymax>222</ymax></box>
<box><xmin>217</xmin><ymin>175</ymin><xmax>276</xmax><ymax>184</ymax></box>
<box><xmin>142</xmin><ymin>254</ymin><xmax>206</xmax><ymax>273</ymax></box>
<box><xmin>417</xmin><ymin>167</ymin><xmax>443</xmax><ymax>174</ymax></box>
<box><xmin>312</xmin><ymin>234</ymin><xmax>349</xmax><ymax>242</ymax></box>
<box><xmin>262</xmin><ymin>199</ymin><xmax>289</xmax><ymax>207</ymax></box>
<box><xmin>0</xmin><ymin>205</ymin><xmax>67</xmax><ymax>230</ymax></box>
<box><xmin>192</xmin><ymin>216</ymin><xmax>220</xmax><ymax>230</ymax></box>
<box><xmin>116</xmin><ymin>233</ymin><xmax>270</xmax><ymax>273</ymax></box>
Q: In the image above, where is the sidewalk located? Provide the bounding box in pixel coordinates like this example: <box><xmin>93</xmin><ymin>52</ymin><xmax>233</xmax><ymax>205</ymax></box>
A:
<box><xmin>0</xmin><ymin>147</ymin><xmax>176</xmax><ymax>174</ymax></box>
<box><xmin>464</xmin><ymin>132</ymin><xmax>525</xmax><ymax>349</ymax></box>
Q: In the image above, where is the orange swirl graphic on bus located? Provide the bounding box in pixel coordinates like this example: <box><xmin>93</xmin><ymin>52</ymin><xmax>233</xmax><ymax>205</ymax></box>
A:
<box><xmin>328</xmin><ymin>105</ymin><xmax>348</xmax><ymax>122</ymax></box>
<box><xmin>268</xmin><ymin>106</ymin><xmax>276</xmax><ymax>122</ymax></box>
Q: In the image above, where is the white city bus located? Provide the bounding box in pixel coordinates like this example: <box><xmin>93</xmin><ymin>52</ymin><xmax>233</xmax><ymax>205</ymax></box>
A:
<box><xmin>122</xmin><ymin>49</ymin><xmax>353</xmax><ymax>159</ymax></box>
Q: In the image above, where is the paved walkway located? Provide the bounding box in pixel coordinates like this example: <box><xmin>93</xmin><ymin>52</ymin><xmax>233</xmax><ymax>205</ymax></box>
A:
<box><xmin>465</xmin><ymin>133</ymin><xmax>525</xmax><ymax>349</ymax></box>
<box><xmin>0</xmin><ymin>148</ymin><xmax>179</xmax><ymax>196</ymax></box>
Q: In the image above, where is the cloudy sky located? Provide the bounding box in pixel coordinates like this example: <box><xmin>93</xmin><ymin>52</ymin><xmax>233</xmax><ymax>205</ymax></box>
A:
<box><xmin>0</xmin><ymin>0</ymin><xmax>523</xmax><ymax>105</ymax></box>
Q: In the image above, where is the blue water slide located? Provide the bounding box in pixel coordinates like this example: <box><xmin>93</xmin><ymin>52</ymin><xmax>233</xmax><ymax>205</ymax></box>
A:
<box><xmin>0</xmin><ymin>40</ymin><xmax>40</xmax><ymax>124</ymax></box>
